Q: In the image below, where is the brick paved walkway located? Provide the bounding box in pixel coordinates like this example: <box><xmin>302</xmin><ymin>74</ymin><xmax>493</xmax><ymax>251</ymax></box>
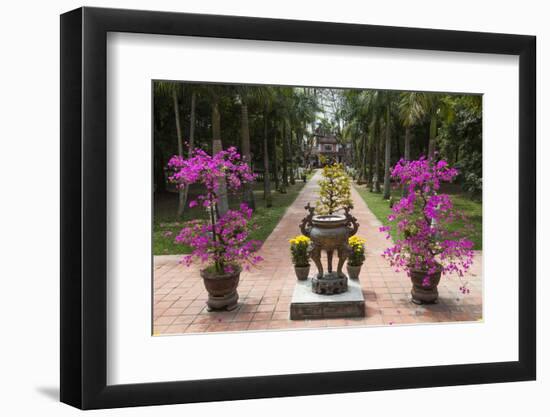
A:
<box><xmin>153</xmin><ymin>170</ymin><xmax>482</xmax><ymax>335</ymax></box>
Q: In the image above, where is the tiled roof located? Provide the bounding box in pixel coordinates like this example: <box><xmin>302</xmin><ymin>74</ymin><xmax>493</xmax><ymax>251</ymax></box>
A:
<box><xmin>315</xmin><ymin>135</ymin><xmax>338</xmax><ymax>144</ymax></box>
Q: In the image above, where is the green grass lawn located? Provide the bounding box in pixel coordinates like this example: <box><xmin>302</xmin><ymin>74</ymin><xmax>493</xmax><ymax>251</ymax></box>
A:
<box><xmin>154</xmin><ymin>180</ymin><xmax>306</xmax><ymax>255</ymax></box>
<box><xmin>353</xmin><ymin>184</ymin><xmax>482</xmax><ymax>250</ymax></box>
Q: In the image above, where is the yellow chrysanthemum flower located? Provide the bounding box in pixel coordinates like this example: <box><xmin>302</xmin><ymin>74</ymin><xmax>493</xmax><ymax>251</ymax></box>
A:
<box><xmin>289</xmin><ymin>235</ymin><xmax>310</xmax><ymax>246</ymax></box>
<box><xmin>349</xmin><ymin>236</ymin><xmax>366</xmax><ymax>248</ymax></box>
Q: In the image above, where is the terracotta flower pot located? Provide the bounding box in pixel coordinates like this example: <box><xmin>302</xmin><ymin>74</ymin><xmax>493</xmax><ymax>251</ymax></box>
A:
<box><xmin>294</xmin><ymin>265</ymin><xmax>310</xmax><ymax>280</ymax></box>
<box><xmin>200</xmin><ymin>265</ymin><xmax>241</xmax><ymax>311</ymax></box>
<box><xmin>346</xmin><ymin>263</ymin><xmax>362</xmax><ymax>280</ymax></box>
<box><xmin>409</xmin><ymin>267</ymin><xmax>442</xmax><ymax>304</ymax></box>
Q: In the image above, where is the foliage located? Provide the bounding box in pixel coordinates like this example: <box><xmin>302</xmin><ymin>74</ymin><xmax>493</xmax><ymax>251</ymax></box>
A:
<box><xmin>348</xmin><ymin>236</ymin><xmax>366</xmax><ymax>266</ymax></box>
<box><xmin>354</xmin><ymin>183</ymin><xmax>482</xmax><ymax>250</ymax></box>
<box><xmin>168</xmin><ymin>147</ymin><xmax>263</xmax><ymax>274</ymax></box>
<box><xmin>439</xmin><ymin>96</ymin><xmax>483</xmax><ymax>198</ymax></box>
<box><xmin>289</xmin><ymin>235</ymin><xmax>311</xmax><ymax>267</ymax></box>
<box><xmin>316</xmin><ymin>163</ymin><xmax>352</xmax><ymax>214</ymax></box>
<box><xmin>379</xmin><ymin>157</ymin><xmax>475</xmax><ymax>284</ymax></box>
<box><xmin>340</xmin><ymin>89</ymin><xmax>482</xmax><ymax>201</ymax></box>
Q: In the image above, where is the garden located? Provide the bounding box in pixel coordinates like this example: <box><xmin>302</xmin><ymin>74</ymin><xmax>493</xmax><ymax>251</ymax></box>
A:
<box><xmin>152</xmin><ymin>82</ymin><xmax>483</xmax><ymax>334</ymax></box>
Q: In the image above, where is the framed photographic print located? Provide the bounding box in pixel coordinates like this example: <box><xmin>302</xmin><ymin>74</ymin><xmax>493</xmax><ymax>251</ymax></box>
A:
<box><xmin>60</xmin><ymin>6</ymin><xmax>536</xmax><ymax>410</ymax></box>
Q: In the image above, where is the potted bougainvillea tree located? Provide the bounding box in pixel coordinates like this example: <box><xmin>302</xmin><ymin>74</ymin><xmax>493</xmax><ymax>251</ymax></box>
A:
<box><xmin>168</xmin><ymin>147</ymin><xmax>263</xmax><ymax>311</ymax></box>
<box><xmin>380</xmin><ymin>157</ymin><xmax>474</xmax><ymax>304</ymax></box>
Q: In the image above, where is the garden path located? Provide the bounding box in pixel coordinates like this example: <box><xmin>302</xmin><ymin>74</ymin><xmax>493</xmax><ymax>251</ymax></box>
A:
<box><xmin>153</xmin><ymin>170</ymin><xmax>482</xmax><ymax>335</ymax></box>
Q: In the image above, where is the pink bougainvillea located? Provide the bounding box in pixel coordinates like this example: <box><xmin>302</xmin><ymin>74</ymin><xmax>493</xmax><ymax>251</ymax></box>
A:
<box><xmin>167</xmin><ymin>147</ymin><xmax>262</xmax><ymax>274</ymax></box>
<box><xmin>168</xmin><ymin>147</ymin><xmax>256</xmax><ymax>209</ymax></box>
<box><xmin>379</xmin><ymin>157</ymin><xmax>474</xmax><ymax>286</ymax></box>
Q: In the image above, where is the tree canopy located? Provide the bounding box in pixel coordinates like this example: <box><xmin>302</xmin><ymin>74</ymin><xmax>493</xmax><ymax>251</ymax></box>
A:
<box><xmin>154</xmin><ymin>81</ymin><xmax>483</xmax><ymax>221</ymax></box>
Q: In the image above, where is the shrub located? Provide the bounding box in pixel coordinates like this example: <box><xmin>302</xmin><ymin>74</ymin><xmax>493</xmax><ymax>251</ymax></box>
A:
<box><xmin>379</xmin><ymin>157</ymin><xmax>474</xmax><ymax>284</ymax></box>
<box><xmin>317</xmin><ymin>163</ymin><xmax>352</xmax><ymax>215</ymax></box>
<box><xmin>168</xmin><ymin>147</ymin><xmax>263</xmax><ymax>274</ymax></box>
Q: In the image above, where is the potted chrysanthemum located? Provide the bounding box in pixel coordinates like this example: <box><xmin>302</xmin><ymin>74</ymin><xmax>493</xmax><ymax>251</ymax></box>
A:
<box><xmin>168</xmin><ymin>147</ymin><xmax>263</xmax><ymax>311</ymax></box>
<box><xmin>289</xmin><ymin>235</ymin><xmax>311</xmax><ymax>280</ymax></box>
<box><xmin>347</xmin><ymin>236</ymin><xmax>366</xmax><ymax>279</ymax></box>
<box><xmin>380</xmin><ymin>157</ymin><xmax>474</xmax><ymax>304</ymax></box>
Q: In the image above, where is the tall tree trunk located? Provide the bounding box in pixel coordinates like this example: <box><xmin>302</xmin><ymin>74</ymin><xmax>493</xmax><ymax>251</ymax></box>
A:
<box><xmin>377</xmin><ymin>132</ymin><xmax>384</xmax><ymax>193</ymax></box>
<box><xmin>354</xmin><ymin>136</ymin><xmax>360</xmax><ymax>182</ymax></box>
<box><xmin>281</xmin><ymin>121</ymin><xmax>289</xmax><ymax>188</ymax></box>
<box><xmin>402</xmin><ymin>126</ymin><xmax>411</xmax><ymax>197</ymax></box>
<box><xmin>240</xmin><ymin>102</ymin><xmax>256</xmax><ymax>210</ymax></box>
<box><xmin>371</xmin><ymin>122</ymin><xmax>381</xmax><ymax>193</ymax></box>
<box><xmin>355</xmin><ymin>136</ymin><xmax>361</xmax><ymax>180</ymax></box>
<box><xmin>355</xmin><ymin>135</ymin><xmax>362</xmax><ymax>182</ymax></box>
<box><xmin>172</xmin><ymin>87</ymin><xmax>186</xmax><ymax>218</ymax></box>
<box><xmin>368</xmin><ymin>138</ymin><xmax>374</xmax><ymax>188</ymax></box>
<box><xmin>263</xmin><ymin>113</ymin><xmax>272</xmax><ymax>207</ymax></box>
<box><xmin>155</xmin><ymin>149</ymin><xmax>166</xmax><ymax>192</ymax></box>
<box><xmin>181</xmin><ymin>91</ymin><xmax>196</xmax><ymax>213</ymax></box>
<box><xmin>383</xmin><ymin>107</ymin><xmax>392</xmax><ymax>200</ymax></box>
<box><xmin>272</xmin><ymin>124</ymin><xmax>280</xmax><ymax>191</ymax></box>
<box><xmin>395</xmin><ymin>128</ymin><xmax>401</xmax><ymax>158</ymax></box>
<box><xmin>428</xmin><ymin>114</ymin><xmax>437</xmax><ymax>159</ymax></box>
<box><xmin>404</xmin><ymin>126</ymin><xmax>411</xmax><ymax>161</ymax></box>
<box><xmin>296</xmin><ymin>128</ymin><xmax>304</xmax><ymax>177</ymax></box>
<box><xmin>361</xmin><ymin>134</ymin><xmax>368</xmax><ymax>183</ymax></box>
<box><xmin>289</xmin><ymin>129</ymin><xmax>295</xmax><ymax>185</ymax></box>
<box><xmin>212</xmin><ymin>97</ymin><xmax>229</xmax><ymax>216</ymax></box>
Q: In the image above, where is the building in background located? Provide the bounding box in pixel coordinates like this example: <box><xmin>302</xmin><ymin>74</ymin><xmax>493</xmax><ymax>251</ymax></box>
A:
<box><xmin>307</xmin><ymin>131</ymin><xmax>350</xmax><ymax>167</ymax></box>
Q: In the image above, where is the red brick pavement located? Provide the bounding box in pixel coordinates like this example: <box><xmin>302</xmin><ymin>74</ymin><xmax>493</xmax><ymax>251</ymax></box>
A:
<box><xmin>153</xmin><ymin>170</ymin><xmax>482</xmax><ymax>335</ymax></box>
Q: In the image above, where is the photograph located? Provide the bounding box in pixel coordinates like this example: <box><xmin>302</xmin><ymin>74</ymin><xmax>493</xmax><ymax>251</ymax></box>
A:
<box><xmin>152</xmin><ymin>81</ymin><xmax>483</xmax><ymax>335</ymax></box>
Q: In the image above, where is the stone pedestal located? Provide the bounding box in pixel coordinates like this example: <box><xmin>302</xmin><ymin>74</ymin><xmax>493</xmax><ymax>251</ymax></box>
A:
<box><xmin>290</xmin><ymin>278</ymin><xmax>365</xmax><ymax>320</ymax></box>
<box><xmin>311</xmin><ymin>272</ymin><xmax>348</xmax><ymax>294</ymax></box>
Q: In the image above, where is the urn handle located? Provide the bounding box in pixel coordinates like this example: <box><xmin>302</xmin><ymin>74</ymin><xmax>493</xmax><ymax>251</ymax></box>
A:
<box><xmin>344</xmin><ymin>205</ymin><xmax>359</xmax><ymax>237</ymax></box>
<box><xmin>299</xmin><ymin>203</ymin><xmax>315</xmax><ymax>237</ymax></box>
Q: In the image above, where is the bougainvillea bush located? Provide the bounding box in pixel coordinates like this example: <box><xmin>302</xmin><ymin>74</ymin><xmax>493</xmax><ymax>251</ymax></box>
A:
<box><xmin>379</xmin><ymin>157</ymin><xmax>474</xmax><ymax>285</ymax></box>
<box><xmin>168</xmin><ymin>147</ymin><xmax>262</xmax><ymax>274</ymax></box>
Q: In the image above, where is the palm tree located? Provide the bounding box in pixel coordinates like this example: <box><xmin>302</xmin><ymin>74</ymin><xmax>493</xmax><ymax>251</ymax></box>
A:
<box><xmin>342</xmin><ymin>117</ymin><xmax>366</xmax><ymax>181</ymax></box>
<box><xmin>371</xmin><ymin>116</ymin><xmax>381</xmax><ymax>193</ymax></box>
<box><xmin>254</xmin><ymin>86</ymin><xmax>275</xmax><ymax>207</ymax></box>
<box><xmin>416</xmin><ymin>93</ymin><xmax>454</xmax><ymax>159</ymax></box>
<box><xmin>290</xmin><ymin>88</ymin><xmax>318</xmax><ymax>174</ymax></box>
<box><xmin>380</xmin><ymin>91</ymin><xmax>397</xmax><ymax>200</ymax></box>
<box><xmin>179</xmin><ymin>90</ymin><xmax>197</xmax><ymax>213</ymax></box>
<box><xmin>424</xmin><ymin>94</ymin><xmax>441</xmax><ymax>159</ymax></box>
<box><xmin>361</xmin><ymin>91</ymin><xmax>385</xmax><ymax>193</ymax></box>
<box><xmin>235</xmin><ymin>86</ymin><xmax>258</xmax><ymax>210</ymax></box>
<box><xmin>205</xmin><ymin>86</ymin><xmax>230</xmax><ymax>216</ymax></box>
<box><xmin>281</xmin><ymin>120</ymin><xmax>289</xmax><ymax>190</ymax></box>
<box><xmin>273</xmin><ymin>87</ymin><xmax>296</xmax><ymax>191</ymax></box>
<box><xmin>361</xmin><ymin>90</ymin><xmax>399</xmax><ymax>199</ymax></box>
<box><xmin>398</xmin><ymin>92</ymin><xmax>424</xmax><ymax>161</ymax></box>
<box><xmin>342</xmin><ymin>90</ymin><xmax>368</xmax><ymax>182</ymax></box>
<box><xmin>154</xmin><ymin>81</ymin><xmax>187</xmax><ymax>218</ymax></box>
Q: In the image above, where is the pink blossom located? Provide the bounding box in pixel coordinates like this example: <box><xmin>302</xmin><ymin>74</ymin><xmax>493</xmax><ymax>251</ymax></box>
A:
<box><xmin>168</xmin><ymin>148</ymin><xmax>262</xmax><ymax>274</ymax></box>
<box><xmin>380</xmin><ymin>157</ymin><xmax>474</xmax><ymax>281</ymax></box>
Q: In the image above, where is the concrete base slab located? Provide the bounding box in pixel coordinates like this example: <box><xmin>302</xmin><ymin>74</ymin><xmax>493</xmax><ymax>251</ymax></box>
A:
<box><xmin>290</xmin><ymin>278</ymin><xmax>365</xmax><ymax>320</ymax></box>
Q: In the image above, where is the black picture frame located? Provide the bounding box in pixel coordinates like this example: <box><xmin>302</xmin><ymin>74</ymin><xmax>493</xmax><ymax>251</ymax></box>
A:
<box><xmin>60</xmin><ymin>6</ymin><xmax>536</xmax><ymax>410</ymax></box>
